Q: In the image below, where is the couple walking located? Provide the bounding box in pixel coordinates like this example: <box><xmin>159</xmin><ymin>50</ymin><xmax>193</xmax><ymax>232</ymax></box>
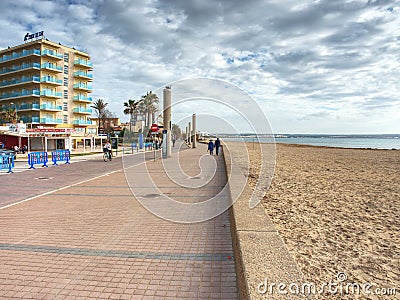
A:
<box><xmin>207</xmin><ymin>138</ymin><xmax>221</xmax><ymax>155</ymax></box>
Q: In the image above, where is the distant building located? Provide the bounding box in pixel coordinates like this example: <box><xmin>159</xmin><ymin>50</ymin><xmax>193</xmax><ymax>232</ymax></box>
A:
<box><xmin>0</xmin><ymin>34</ymin><xmax>95</xmax><ymax>134</ymax></box>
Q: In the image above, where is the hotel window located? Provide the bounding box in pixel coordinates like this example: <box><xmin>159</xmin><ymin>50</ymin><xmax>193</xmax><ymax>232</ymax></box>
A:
<box><xmin>63</xmin><ymin>77</ymin><xmax>68</xmax><ymax>86</ymax></box>
<box><xmin>64</xmin><ymin>65</ymin><xmax>68</xmax><ymax>74</ymax></box>
<box><xmin>63</xmin><ymin>102</ymin><xmax>68</xmax><ymax>111</ymax></box>
<box><xmin>63</xmin><ymin>90</ymin><xmax>68</xmax><ymax>99</ymax></box>
<box><xmin>64</xmin><ymin>53</ymin><xmax>69</xmax><ymax>63</ymax></box>
<box><xmin>63</xmin><ymin>115</ymin><xmax>68</xmax><ymax>124</ymax></box>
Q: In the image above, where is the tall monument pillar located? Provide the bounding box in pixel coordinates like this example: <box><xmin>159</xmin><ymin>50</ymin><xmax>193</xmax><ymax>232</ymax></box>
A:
<box><xmin>163</xmin><ymin>86</ymin><xmax>172</xmax><ymax>157</ymax></box>
<box><xmin>188</xmin><ymin>122</ymin><xmax>191</xmax><ymax>145</ymax></box>
<box><xmin>192</xmin><ymin>114</ymin><xmax>196</xmax><ymax>148</ymax></box>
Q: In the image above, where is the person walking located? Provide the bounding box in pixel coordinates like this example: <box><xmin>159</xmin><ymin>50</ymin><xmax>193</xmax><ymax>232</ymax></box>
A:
<box><xmin>208</xmin><ymin>139</ymin><xmax>214</xmax><ymax>155</ymax></box>
<box><xmin>215</xmin><ymin>138</ymin><xmax>221</xmax><ymax>155</ymax></box>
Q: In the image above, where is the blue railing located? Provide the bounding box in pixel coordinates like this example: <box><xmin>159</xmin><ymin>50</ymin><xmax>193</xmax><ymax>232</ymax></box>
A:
<box><xmin>73</xmin><ymin>119</ymin><xmax>92</xmax><ymax>125</ymax></box>
<box><xmin>0</xmin><ymin>76</ymin><xmax>40</xmax><ymax>87</ymax></box>
<box><xmin>41</xmin><ymin>63</ymin><xmax>62</xmax><ymax>71</ymax></box>
<box><xmin>40</xmin><ymin>118</ymin><xmax>63</xmax><ymax>124</ymax></box>
<box><xmin>41</xmin><ymin>77</ymin><xmax>62</xmax><ymax>84</ymax></box>
<box><xmin>73</xmin><ymin>83</ymin><xmax>92</xmax><ymax>90</ymax></box>
<box><xmin>40</xmin><ymin>103</ymin><xmax>62</xmax><ymax>111</ymax></box>
<box><xmin>73</xmin><ymin>71</ymin><xmax>93</xmax><ymax>79</ymax></box>
<box><xmin>42</xmin><ymin>49</ymin><xmax>63</xmax><ymax>59</ymax></box>
<box><xmin>20</xmin><ymin>116</ymin><xmax>40</xmax><ymax>123</ymax></box>
<box><xmin>40</xmin><ymin>90</ymin><xmax>62</xmax><ymax>98</ymax></box>
<box><xmin>74</xmin><ymin>59</ymin><xmax>93</xmax><ymax>68</ymax></box>
<box><xmin>0</xmin><ymin>89</ymin><xmax>40</xmax><ymax>100</ymax></box>
<box><xmin>73</xmin><ymin>107</ymin><xmax>92</xmax><ymax>114</ymax></box>
<box><xmin>73</xmin><ymin>95</ymin><xmax>92</xmax><ymax>102</ymax></box>
<box><xmin>0</xmin><ymin>62</ymin><xmax>41</xmax><ymax>75</ymax></box>
<box><xmin>0</xmin><ymin>49</ymin><xmax>41</xmax><ymax>63</ymax></box>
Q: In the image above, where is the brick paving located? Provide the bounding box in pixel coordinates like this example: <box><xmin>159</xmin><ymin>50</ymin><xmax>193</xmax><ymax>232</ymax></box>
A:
<box><xmin>0</xmin><ymin>143</ymin><xmax>237</xmax><ymax>299</ymax></box>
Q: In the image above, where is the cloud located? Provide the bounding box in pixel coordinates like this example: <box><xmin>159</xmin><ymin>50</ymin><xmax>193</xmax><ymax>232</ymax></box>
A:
<box><xmin>0</xmin><ymin>0</ymin><xmax>399</xmax><ymax>133</ymax></box>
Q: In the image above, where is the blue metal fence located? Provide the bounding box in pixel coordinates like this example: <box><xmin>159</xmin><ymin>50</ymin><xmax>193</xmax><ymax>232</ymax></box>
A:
<box><xmin>51</xmin><ymin>150</ymin><xmax>70</xmax><ymax>165</ymax></box>
<box><xmin>28</xmin><ymin>152</ymin><xmax>48</xmax><ymax>169</ymax></box>
<box><xmin>0</xmin><ymin>155</ymin><xmax>14</xmax><ymax>173</ymax></box>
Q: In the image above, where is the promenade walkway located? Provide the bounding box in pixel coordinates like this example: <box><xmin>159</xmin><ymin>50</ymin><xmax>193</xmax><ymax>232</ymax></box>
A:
<box><xmin>0</xmin><ymin>143</ymin><xmax>237</xmax><ymax>299</ymax></box>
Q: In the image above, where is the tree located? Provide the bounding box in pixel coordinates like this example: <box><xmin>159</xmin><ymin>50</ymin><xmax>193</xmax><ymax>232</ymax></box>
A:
<box><xmin>91</xmin><ymin>98</ymin><xmax>108</xmax><ymax>134</ymax></box>
<box><xmin>172</xmin><ymin>124</ymin><xmax>182</xmax><ymax>140</ymax></box>
<box><xmin>141</xmin><ymin>91</ymin><xmax>159</xmax><ymax>127</ymax></box>
<box><xmin>1</xmin><ymin>107</ymin><xmax>18</xmax><ymax>124</ymax></box>
<box><xmin>123</xmin><ymin>99</ymin><xmax>140</xmax><ymax>133</ymax></box>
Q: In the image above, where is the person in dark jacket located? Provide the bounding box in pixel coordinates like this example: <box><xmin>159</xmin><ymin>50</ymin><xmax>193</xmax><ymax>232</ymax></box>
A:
<box><xmin>207</xmin><ymin>140</ymin><xmax>214</xmax><ymax>155</ymax></box>
<box><xmin>215</xmin><ymin>138</ymin><xmax>221</xmax><ymax>155</ymax></box>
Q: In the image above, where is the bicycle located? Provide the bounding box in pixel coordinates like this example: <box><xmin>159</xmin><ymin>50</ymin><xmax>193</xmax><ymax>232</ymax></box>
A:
<box><xmin>103</xmin><ymin>150</ymin><xmax>112</xmax><ymax>162</ymax></box>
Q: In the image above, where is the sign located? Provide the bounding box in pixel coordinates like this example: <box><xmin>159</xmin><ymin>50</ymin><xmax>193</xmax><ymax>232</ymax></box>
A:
<box><xmin>151</xmin><ymin>123</ymin><xmax>159</xmax><ymax>132</ymax></box>
<box><xmin>24</xmin><ymin>31</ymin><xmax>44</xmax><ymax>42</ymax></box>
<box><xmin>162</xmin><ymin>130</ymin><xmax>167</xmax><ymax>159</ymax></box>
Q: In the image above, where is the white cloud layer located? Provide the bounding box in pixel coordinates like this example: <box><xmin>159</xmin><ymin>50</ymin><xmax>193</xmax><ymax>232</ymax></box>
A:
<box><xmin>1</xmin><ymin>0</ymin><xmax>399</xmax><ymax>133</ymax></box>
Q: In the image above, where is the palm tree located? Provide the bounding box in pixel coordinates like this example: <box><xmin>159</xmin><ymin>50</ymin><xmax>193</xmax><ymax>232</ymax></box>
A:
<box><xmin>123</xmin><ymin>99</ymin><xmax>140</xmax><ymax>133</ymax></box>
<box><xmin>91</xmin><ymin>98</ymin><xmax>108</xmax><ymax>134</ymax></box>
<box><xmin>1</xmin><ymin>107</ymin><xmax>17</xmax><ymax>124</ymax></box>
<box><xmin>141</xmin><ymin>91</ymin><xmax>159</xmax><ymax>127</ymax></box>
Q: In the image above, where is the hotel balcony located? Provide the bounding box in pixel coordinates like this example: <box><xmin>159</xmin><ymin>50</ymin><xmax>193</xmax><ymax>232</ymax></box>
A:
<box><xmin>40</xmin><ymin>104</ymin><xmax>62</xmax><ymax>111</ymax></box>
<box><xmin>0</xmin><ymin>62</ymin><xmax>41</xmax><ymax>76</ymax></box>
<box><xmin>0</xmin><ymin>76</ymin><xmax>40</xmax><ymax>88</ymax></box>
<box><xmin>0</xmin><ymin>89</ymin><xmax>40</xmax><ymax>100</ymax></box>
<box><xmin>41</xmin><ymin>77</ymin><xmax>62</xmax><ymax>85</ymax></box>
<box><xmin>73</xmin><ymin>83</ymin><xmax>92</xmax><ymax>91</ymax></box>
<box><xmin>73</xmin><ymin>107</ymin><xmax>92</xmax><ymax>114</ymax></box>
<box><xmin>18</xmin><ymin>103</ymin><xmax>40</xmax><ymax>111</ymax></box>
<box><xmin>0</xmin><ymin>49</ymin><xmax>41</xmax><ymax>63</ymax></box>
<box><xmin>73</xmin><ymin>119</ymin><xmax>92</xmax><ymax>125</ymax></box>
<box><xmin>41</xmin><ymin>49</ymin><xmax>63</xmax><ymax>60</ymax></box>
<box><xmin>73</xmin><ymin>95</ymin><xmax>92</xmax><ymax>103</ymax></box>
<box><xmin>20</xmin><ymin>116</ymin><xmax>40</xmax><ymax>123</ymax></box>
<box><xmin>73</xmin><ymin>71</ymin><xmax>93</xmax><ymax>81</ymax></box>
<box><xmin>41</xmin><ymin>63</ymin><xmax>62</xmax><ymax>73</ymax></box>
<box><xmin>40</xmin><ymin>90</ymin><xmax>62</xmax><ymax>98</ymax></box>
<box><xmin>74</xmin><ymin>59</ymin><xmax>93</xmax><ymax>69</ymax></box>
<box><xmin>40</xmin><ymin>117</ymin><xmax>62</xmax><ymax>124</ymax></box>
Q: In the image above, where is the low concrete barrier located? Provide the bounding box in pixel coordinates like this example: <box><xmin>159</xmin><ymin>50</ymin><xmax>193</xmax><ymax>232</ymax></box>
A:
<box><xmin>222</xmin><ymin>143</ymin><xmax>309</xmax><ymax>299</ymax></box>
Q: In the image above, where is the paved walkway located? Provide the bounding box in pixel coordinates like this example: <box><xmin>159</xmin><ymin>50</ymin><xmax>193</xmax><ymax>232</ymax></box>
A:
<box><xmin>0</xmin><ymin>143</ymin><xmax>237</xmax><ymax>299</ymax></box>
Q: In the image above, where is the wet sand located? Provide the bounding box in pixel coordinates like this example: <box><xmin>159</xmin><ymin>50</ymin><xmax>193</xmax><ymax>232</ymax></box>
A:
<box><xmin>243</xmin><ymin>143</ymin><xmax>399</xmax><ymax>299</ymax></box>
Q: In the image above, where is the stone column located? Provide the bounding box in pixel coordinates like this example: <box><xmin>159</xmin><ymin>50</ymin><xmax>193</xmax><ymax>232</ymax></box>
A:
<box><xmin>192</xmin><ymin>114</ymin><xmax>196</xmax><ymax>148</ymax></box>
<box><xmin>163</xmin><ymin>87</ymin><xmax>172</xmax><ymax>157</ymax></box>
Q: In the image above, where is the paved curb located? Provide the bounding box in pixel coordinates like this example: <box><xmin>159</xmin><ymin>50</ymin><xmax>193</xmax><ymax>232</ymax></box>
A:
<box><xmin>222</xmin><ymin>144</ymin><xmax>311</xmax><ymax>299</ymax></box>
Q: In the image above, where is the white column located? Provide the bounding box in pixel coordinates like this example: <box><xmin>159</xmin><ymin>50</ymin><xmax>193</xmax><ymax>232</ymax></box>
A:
<box><xmin>163</xmin><ymin>87</ymin><xmax>172</xmax><ymax>157</ymax></box>
<box><xmin>192</xmin><ymin>114</ymin><xmax>196</xmax><ymax>148</ymax></box>
<box><xmin>188</xmin><ymin>122</ymin><xmax>191</xmax><ymax>145</ymax></box>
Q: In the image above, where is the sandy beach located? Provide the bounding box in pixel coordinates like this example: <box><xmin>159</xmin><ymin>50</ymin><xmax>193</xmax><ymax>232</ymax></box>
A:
<box><xmin>239</xmin><ymin>142</ymin><xmax>399</xmax><ymax>299</ymax></box>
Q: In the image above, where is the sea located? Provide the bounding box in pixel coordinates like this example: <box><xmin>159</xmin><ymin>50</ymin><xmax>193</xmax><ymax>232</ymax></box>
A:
<box><xmin>221</xmin><ymin>134</ymin><xmax>400</xmax><ymax>150</ymax></box>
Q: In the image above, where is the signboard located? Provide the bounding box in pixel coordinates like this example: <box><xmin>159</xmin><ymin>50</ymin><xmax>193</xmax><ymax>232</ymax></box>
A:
<box><xmin>162</xmin><ymin>130</ymin><xmax>167</xmax><ymax>159</ymax></box>
<box><xmin>151</xmin><ymin>123</ymin><xmax>159</xmax><ymax>132</ymax></box>
<box><xmin>24</xmin><ymin>31</ymin><xmax>44</xmax><ymax>42</ymax></box>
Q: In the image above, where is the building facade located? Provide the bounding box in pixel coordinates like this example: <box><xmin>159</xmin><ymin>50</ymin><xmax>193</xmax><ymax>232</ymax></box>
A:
<box><xmin>0</xmin><ymin>37</ymin><xmax>95</xmax><ymax>135</ymax></box>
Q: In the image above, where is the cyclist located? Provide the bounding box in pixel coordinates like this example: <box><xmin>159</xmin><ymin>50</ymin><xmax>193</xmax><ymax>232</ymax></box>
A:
<box><xmin>103</xmin><ymin>140</ymin><xmax>112</xmax><ymax>161</ymax></box>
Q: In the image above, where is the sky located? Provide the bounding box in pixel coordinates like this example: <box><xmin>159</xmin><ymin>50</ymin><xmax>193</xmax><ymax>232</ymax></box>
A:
<box><xmin>0</xmin><ymin>0</ymin><xmax>399</xmax><ymax>134</ymax></box>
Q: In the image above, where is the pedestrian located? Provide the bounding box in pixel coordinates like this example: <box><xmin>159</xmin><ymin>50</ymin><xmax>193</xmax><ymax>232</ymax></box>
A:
<box><xmin>208</xmin><ymin>139</ymin><xmax>214</xmax><ymax>155</ymax></box>
<box><xmin>215</xmin><ymin>138</ymin><xmax>221</xmax><ymax>155</ymax></box>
